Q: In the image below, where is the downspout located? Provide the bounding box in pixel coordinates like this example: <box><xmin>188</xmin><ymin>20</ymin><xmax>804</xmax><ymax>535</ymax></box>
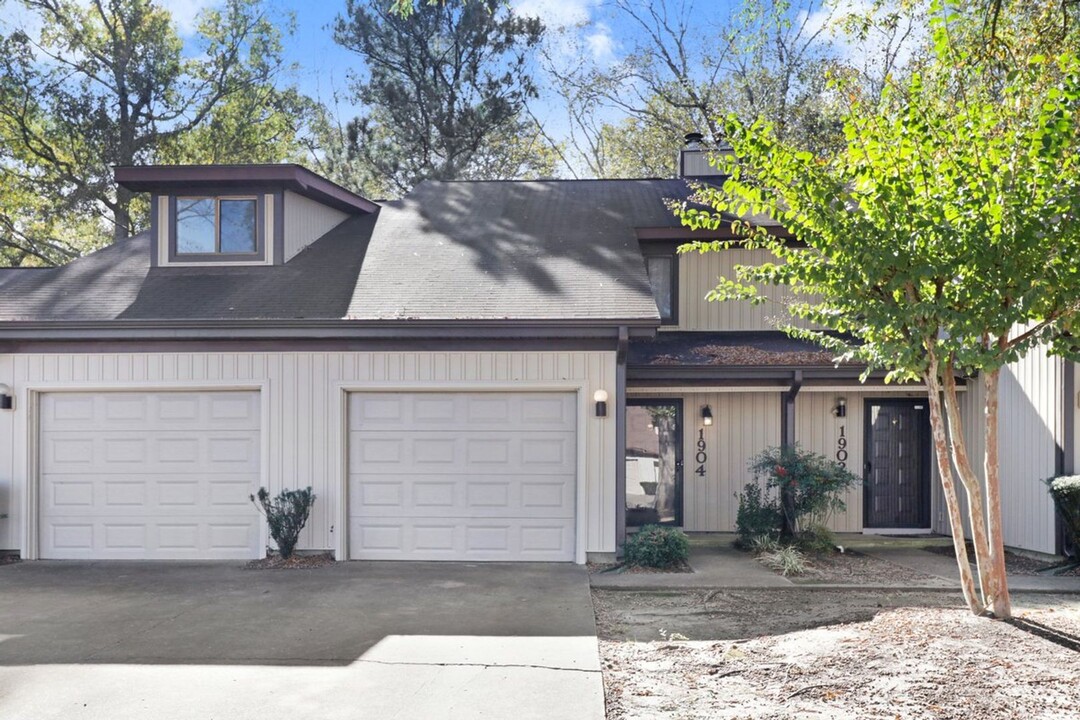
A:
<box><xmin>1058</xmin><ymin>359</ymin><xmax>1076</xmax><ymax>555</ymax></box>
<box><xmin>615</xmin><ymin>326</ymin><xmax>629</xmax><ymax>557</ymax></box>
<box><xmin>780</xmin><ymin>370</ymin><xmax>803</xmax><ymax>536</ymax></box>
<box><xmin>780</xmin><ymin>370</ymin><xmax>803</xmax><ymax>449</ymax></box>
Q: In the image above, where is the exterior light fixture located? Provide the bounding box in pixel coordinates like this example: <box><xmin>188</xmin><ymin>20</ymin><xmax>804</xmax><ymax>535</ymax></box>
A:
<box><xmin>593</xmin><ymin>389</ymin><xmax>608</xmax><ymax>417</ymax></box>
<box><xmin>702</xmin><ymin>405</ymin><xmax>713</xmax><ymax>426</ymax></box>
<box><xmin>833</xmin><ymin>397</ymin><xmax>847</xmax><ymax>418</ymax></box>
<box><xmin>0</xmin><ymin>384</ymin><xmax>12</xmax><ymax>410</ymax></box>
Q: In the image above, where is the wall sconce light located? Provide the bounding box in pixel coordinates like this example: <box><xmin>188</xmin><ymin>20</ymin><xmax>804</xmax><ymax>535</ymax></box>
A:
<box><xmin>593</xmin><ymin>389</ymin><xmax>608</xmax><ymax>417</ymax></box>
<box><xmin>702</xmin><ymin>405</ymin><xmax>713</xmax><ymax>426</ymax></box>
<box><xmin>0</xmin><ymin>384</ymin><xmax>12</xmax><ymax>410</ymax></box>
<box><xmin>833</xmin><ymin>397</ymin><xmax>847</xmax><ymax>418</ymax></box>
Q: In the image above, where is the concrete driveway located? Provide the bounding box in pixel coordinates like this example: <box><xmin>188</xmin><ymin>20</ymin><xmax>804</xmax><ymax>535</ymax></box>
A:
<box><xmin>0</xmin><ymin>560</ymin><xmax>603</xmax><ymax>720</ymax></box>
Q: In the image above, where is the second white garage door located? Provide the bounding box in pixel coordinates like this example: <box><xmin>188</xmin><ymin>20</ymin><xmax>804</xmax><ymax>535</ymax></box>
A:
<box><xmin>348</xmin><ymin>392</ymin><xmax>577</xmax><ymax>561</ymax></box>
<box><xmin>38</xmin><ymin>391</ymin><xmax>262</xmax><ymax>560</ymax></box>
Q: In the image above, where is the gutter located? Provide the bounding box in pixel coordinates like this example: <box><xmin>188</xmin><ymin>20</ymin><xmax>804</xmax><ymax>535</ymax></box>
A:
<box><xmin>0</xmin><ymin>318</ymin><xmax>660</xmax><ymax>342</ymax></box>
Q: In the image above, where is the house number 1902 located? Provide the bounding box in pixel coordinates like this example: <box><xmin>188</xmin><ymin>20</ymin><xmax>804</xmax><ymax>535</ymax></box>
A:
<box><xmin>695</xmin><ymin>428</ymin><xmax>707</xmax><ymax>477</ymax></box>
<box><xmin>836</xmin><ymin>425</ymin><xmax>848</xmax><ymax>467</ymax></box>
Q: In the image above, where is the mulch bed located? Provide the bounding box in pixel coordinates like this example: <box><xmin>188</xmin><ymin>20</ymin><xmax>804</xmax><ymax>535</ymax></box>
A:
<box><xmin>597</xmin><ymin>589</ymin><xmax>1080</xmax><ymax>719</ymax></box>
<box><xmin>925</xmin><ymin>543</ymin><xmax>1080</xmax><ymax>577</ymax></box>
<box><xmin>790</xmin><ymin>549</ymin><xmax>940</xmax><ymax>585</ymax></box>
<box><xmin>589</xmin><ymin>559</ymin><xmax>694</xmax><ymax>575</ymax></box>
<box><xmin>244</xmin><ymin>552</ymin><xmax>335</xmax><ymax>570</ymax></box>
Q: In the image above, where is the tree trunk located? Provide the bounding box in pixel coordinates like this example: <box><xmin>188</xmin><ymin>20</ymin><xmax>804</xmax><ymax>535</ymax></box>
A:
<box><xmin>942</xmin><ymin>367</ymin><xmax>996</xmax><ymax>610</ymax></box>
<box><xmin>924</xmin><ymin>353</ymin><xmax>981</xmax><ymax>614</ymax></box>
<box><xmin>983</xmin><ymin>365</ymin><xmax>1012</xmax><ymax>618</ymax></box>
<box><xmin>113</xmin><ymin>185</ymin><xmax>133</xmax><ymax>242</ymax></box>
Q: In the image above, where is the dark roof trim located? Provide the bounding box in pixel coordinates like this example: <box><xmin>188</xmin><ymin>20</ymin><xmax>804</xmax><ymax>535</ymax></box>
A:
<box><xmin>0</xmin><ymin>318</ymin><xmax>660</xmax><ymax>342</ymax></box>
<box><xmin>636</xmin><ymin>226</ymin><xmax>793</xmax><ymax>241</ymax></box>
<box><xmin>114</xmin><ymin>164</ymin><xmax>379</xmax><ymax>215</ymax></box>
<box><xmin>628</xmin><ymin>364</ymin><xmax>965</xmax><ymax>386</ymax></box>
<box><xmin>0</xmin><ymin>337</ymin><xmax>620</xmax><ymax>354</ymax></box>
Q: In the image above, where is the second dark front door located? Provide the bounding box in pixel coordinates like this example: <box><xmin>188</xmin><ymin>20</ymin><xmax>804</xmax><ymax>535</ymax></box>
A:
<box><xmin>625</xmin><ymin>399</ymin><xmax>683</xmax><ymax>527</ymax></box>
<box><xmin>864</xmin><ymin>399</ymin><xmax>932</xmax><ymax>529</ymax></box>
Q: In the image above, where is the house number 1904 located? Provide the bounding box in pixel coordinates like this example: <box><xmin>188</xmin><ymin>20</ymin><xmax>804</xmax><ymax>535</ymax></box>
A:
<box><xmin>836</xmin><ymin>425</ymin><xmax>848</xmax><ymax>467</ymax></box>
<box><xmin>695</xmin><ymin>428</ymin><xmax>707</xmax><ymax>476</ymax></box>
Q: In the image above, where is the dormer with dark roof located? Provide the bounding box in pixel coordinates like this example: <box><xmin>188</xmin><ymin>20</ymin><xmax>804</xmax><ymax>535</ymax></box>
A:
<box><xmin>115</xmin><ymin>164</ymin><xmax>379</xmax><ymax>268</ymax></box>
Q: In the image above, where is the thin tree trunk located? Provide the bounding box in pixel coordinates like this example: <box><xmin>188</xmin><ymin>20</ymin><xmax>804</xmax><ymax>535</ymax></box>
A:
<box><xmin>942</xmin><ymin>366</ymin><xmax>995</xmax><ymax>608</ymax></box>
<box><xmin>983</xmin><ymin>365</ymin><xmax>1012</xmax><ymax>618</ymax></box>
<box><xmin>924</xmin><ymin>353</ymin><xmax>981</xmax><ymax>614</ymax></box>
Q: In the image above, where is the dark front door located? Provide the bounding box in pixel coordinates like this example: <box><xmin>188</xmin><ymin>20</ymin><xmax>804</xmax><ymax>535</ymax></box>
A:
<box><xmin>625</xmin><ymin>399</ymin><xmax>683</xmax><ymax>527</ymax></box>
<box><xmin>864</xmin><ymin>399</ymin><xmax>932</xmax><ymax>529</ymax></box>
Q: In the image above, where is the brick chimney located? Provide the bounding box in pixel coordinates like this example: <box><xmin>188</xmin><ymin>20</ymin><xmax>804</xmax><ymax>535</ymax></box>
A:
<box><xmin>677</xmin><ymin>132</ymin><xmax>734</xmax><ymax>180</ymax></box>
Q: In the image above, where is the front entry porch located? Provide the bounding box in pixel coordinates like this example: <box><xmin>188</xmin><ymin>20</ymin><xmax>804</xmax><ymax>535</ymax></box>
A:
<box><xmin>621</xmin><ymin>331</ymin><xmax>945</xmax><ymax>541</ymax></box>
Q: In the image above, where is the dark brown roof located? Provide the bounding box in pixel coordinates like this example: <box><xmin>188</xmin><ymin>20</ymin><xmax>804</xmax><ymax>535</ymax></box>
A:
<box><xmin>347</xmin><ymin>179</ymin><xmax>685</xmax><ymax>321</ymax></box>
<box><xmin>629</xmin><ymin>331</ymin><xmax>843</xmax><ymax>367</ymax></box>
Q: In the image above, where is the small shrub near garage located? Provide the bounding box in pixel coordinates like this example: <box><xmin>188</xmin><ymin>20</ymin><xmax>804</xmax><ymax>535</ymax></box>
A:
<box><xmin>1047</xmin><ymin>475</ymin><xmax>1080</xmax><ymax>559</ymax></box>
<box><xmin>251</xmin><ymin>486</ymin><xmax>316</xmax><ymax>559</ymax></box>
<box><xmin>623</xmin><ymin>524</ymin><xmax>690</xmax><ymax>569</ymax></box>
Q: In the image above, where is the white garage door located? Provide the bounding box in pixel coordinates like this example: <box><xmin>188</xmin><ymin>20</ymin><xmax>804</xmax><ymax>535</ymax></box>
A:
<box><xmin>38</xmin><ymin>391</ymin><xmax>261</xmax><ymax>560</ymax></box>
<box><xmin>348</xmin><ymin>392</ymin><xmax>577</xmax><ymax>561</ymax></box>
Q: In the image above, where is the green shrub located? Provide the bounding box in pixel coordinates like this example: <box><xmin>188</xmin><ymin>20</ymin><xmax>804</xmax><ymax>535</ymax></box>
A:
<box><xmin>758</xmin><ymin>546</ymin><xmax>807</xmax><ymax>576</ymax></box>
<box><xmin>747</xmin><ymin>534</ymin><xmax>781</xmax><ymax>554</ymax></box>
<box><xmin>798</xmin><ymin>523</ymin><xmax>837</xmax><ymax>554</ymax></box>
<box><xmin>623</xmin><ymin>524</ymin><xmax>690</xmax><ymax>568</ymax></box>
<box><xmin>747</xmin><ymin>445</ymin><xmax>860</xmax><ymax>538</ymax></box>
<box><xmin>735</xmin><ymin>482</ymin><xmax>783</xmax><ymax>546</ymax></box>
<box><xmin>251</xmin><ymin>486</ymin><xmax>316</xmax><ymax>559</ymax></box>
<box><xmin>1047</xmin><ymin>475</ymin><xmax>1080</xmax><ymax>559</ymax></box>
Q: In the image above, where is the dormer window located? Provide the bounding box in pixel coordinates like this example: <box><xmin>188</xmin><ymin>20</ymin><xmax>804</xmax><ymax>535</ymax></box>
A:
<box><xmin>115</xmin><ymin>164</ymin><xmax>379</xmax><ymax>268</ymax></box>
<box><xmin>176</xmin><ymin>197</ymin><xmax>259</xmax><ymax>256</ymax></box>
<box><xmin>643</xmin><ymin>250</ymin><xmax>678</xmax><ymax>325</ymax></box>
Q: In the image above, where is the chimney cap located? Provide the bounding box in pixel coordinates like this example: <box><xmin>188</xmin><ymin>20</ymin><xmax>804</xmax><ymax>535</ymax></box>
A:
<box><xmin>683</xmin><ymin>131</ymin><xmax>705</xmax><ymax>148</ymax></box>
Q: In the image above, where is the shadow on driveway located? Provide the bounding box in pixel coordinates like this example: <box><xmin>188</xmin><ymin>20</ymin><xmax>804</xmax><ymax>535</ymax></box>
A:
<box><xmin>0</xmin><ymin>560</ymin><xmax>596</xmax><ymax>666</ymax></box>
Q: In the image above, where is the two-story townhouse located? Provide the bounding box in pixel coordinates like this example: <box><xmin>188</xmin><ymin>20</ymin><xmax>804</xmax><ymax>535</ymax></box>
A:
<box><xmin>0</xmin><ymin>142</ymin><xmax>1072</xmax><ymax>563</ymax></box>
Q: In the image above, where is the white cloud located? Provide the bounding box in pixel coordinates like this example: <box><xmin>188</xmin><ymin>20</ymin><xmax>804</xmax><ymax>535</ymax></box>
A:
<box><xmin>799</xmin><ymin>0</ymin><xmax>926</xmax><ymax>76</ymax></box>
<box><xmin>586</xmin><ymin>23</ymin><xmax>614</xmax><ymax>63</ymax></box>
<box><xmin>160</xmin><ymin>0</ymin><xmax>223</xmax><ymax>36</ymax></box>
<box><xmin>511</xmin><ymin>0</ymin><xmax>597</xmax><ymax>28</ymax></box>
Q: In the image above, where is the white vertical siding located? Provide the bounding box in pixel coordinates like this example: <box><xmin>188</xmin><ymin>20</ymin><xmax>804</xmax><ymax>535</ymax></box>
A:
<box><xmin>936</xmin><ymin>349</ymin><xmax>1060</xmax><ymax>555</ymax></box>
<box><xmin>998</xmin><ymin>348</ymin><xmax>1060</xmax><ymax>554</ymax></box>
<box><xmin>0</xmin><ymin>350</ymin><xmax>618</xmax><ymax>555</ymax></box>
<box><xmin>283</xmin><ymin>190</ymin><xmax>349</xmax><ymax>261</ymax></box>
<box><xmin>673</xmin><ymin>249</ymin><xmax>814</xmax><ymax>332</ymax></box>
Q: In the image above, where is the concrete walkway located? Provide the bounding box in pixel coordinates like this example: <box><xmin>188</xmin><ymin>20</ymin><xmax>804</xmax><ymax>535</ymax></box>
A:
<box><xmin>592</xmin><ymin>533</ymin><xmax>1080</xmax><ymax>594</ymax></box>
<box><xmin>0</xmin><ymin>561</ymin><xmax>604</xmax><ymax>720</ymax></box>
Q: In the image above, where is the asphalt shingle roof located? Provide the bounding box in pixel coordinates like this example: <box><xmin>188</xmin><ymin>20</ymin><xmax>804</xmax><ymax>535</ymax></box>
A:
<box><xmin>0</xmin><ymin>177</ymin><xmax>743</xmax><ymax>325</ymax></box>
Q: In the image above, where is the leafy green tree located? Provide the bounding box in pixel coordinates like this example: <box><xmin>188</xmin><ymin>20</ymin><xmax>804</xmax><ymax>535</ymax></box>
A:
<box><xmin>332</xmin><ymin>0</ymin><xmax>548</xmax><ymax>195</ymax></box>
<box><xmin>0</xmin><ymin>0</ymin><xmax>300</xmax><ymax>256</ymax></box>
<box><xmin>678</xmin><ymin>32</ymin><xmax>1080</xmax><ymax>618</ymax></box>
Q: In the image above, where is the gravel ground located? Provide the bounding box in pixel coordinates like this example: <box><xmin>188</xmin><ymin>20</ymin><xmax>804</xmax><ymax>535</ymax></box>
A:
<box><xmin>244</xmin><ymin>552</ymin><xmax>335</xmax><ymax>570</ymax></box>
<box><xmin>790</xmin><ymin>550</ymin><xmax>940</xmax><ymax>585</ymax></box>
<box><xmin>925</xmin><ymin>544</ymin><xmax>1080</xmax><ymax>577</ymax></box>
<box><xmin>597</xmin><ymin>589</ymin><xmax>1080</xmax><ymax>720</ymax></box>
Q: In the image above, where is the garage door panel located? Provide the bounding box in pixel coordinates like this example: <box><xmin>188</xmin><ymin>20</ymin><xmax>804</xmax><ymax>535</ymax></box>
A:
<box><xmin>40</xmin><ymin>433</ymin><xmax>259</xmax><ymax>474</ymax></box>
<box><xmin>348</xmin><ymin>391</ymin><xmax>576</xmax><ymax>561</ymax></box>
<box><xmin>41</xmin><ymin>392</ymin><xmax>259</xmax><ymax>432</ymax></box>
<box><xmin>350</xmin><ymin>474</ymin><xmax>574</xmax><ymax>518</ymax></box>
<box><xmin>40</xmin><ymin>517</ymin><xmax>261</xmax><ymax>559</ymax></box>
<box><xmin>39</xmin><ymin>391</ymin><xmax>261</xmax><ymax>560</ymax></box>
<box><xmin>348</xmin><ymin>432</ymin><xmax>576</xmax><ymax>475</ymax></box>
<box><xmin>348</xmin><ymin>517</ymin><xmax>575</xmax><ymax>562</ymax></box>
<box><xmin>349</xmin><ymin>393</ymin><xmax>577</xmax><ymax>433</ymax></box>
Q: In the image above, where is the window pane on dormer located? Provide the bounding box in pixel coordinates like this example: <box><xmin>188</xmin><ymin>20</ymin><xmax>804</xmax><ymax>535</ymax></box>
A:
<box><xmin>176</xmin><ymin>198</ymin><xmax>215</xmax><ymax>254</ymax></box>
<box><xmin>219</xmin><ymin>199</ymin><xmax>257</xmax><ymax>253</ymax></box>
<box><xmin>645</xmin><ymin>256</ymin><xmax>673</xmax><ymax>320</ymax></box>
